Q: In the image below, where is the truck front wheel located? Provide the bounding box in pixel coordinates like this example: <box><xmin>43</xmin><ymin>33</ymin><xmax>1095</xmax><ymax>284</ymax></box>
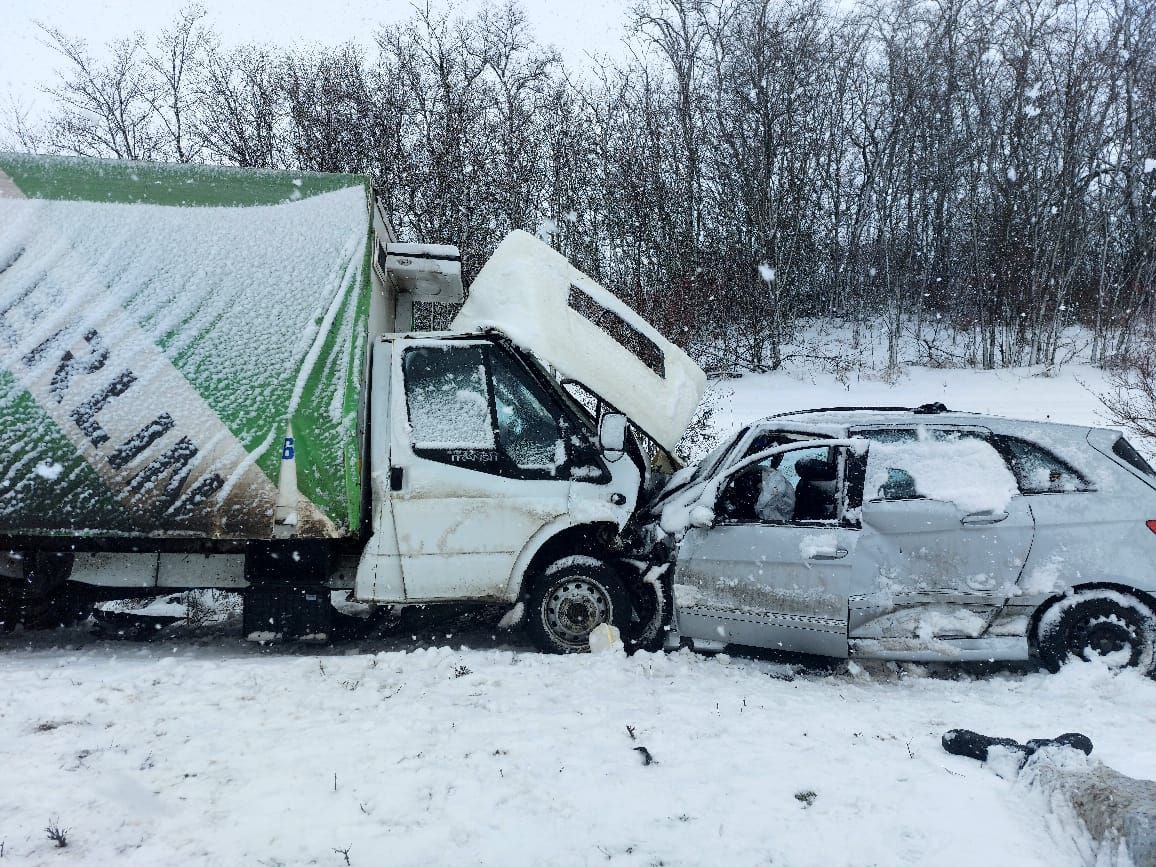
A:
<box><xmin>525</xmin><ymin>557</ymin><xmax>630</xmax><ymax>654</ymax></box>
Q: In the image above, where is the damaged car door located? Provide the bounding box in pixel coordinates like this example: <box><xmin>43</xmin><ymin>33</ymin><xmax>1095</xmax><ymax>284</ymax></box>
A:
<box><xmin>672</xmin><ymin>441</ymin><xmax>860</xmax><ymax>656</ymax></box>
<box><xmin>847</xmin><ymin>429</ymin><xmax>1036</xmax><ymax>653</ymax></box>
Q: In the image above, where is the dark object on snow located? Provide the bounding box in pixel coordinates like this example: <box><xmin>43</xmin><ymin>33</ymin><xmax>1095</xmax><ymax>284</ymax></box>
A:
<box><xmin>45</xmin><ymin>822</ymin><xmax>68</xmax><ymax>848</ymax></box>
<box><xmin>795</xmin><ymin>790</ymin><xmax>818</xmax><ymax>808</ymax></box>
<box><xmin>942</xmin><ymin>728</ymin><xmax>1093</xmax><ymax>766</ymax></box>
<box><xmin>913</xmin><ymin>402</ymin><xmax>949</xmax><ymax>414</ymax></box>
<box><xmin>634</xmin><ymin>746</ymin><xmax>654</xmax><ymax>766</ymax></box>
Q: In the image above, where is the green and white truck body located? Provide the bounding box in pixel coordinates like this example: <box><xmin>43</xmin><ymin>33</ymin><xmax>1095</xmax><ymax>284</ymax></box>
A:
<box><xmin>0</xmin><ymin>155</ymin><xmax>705</xmax><ymax>651</ymax></box>
<box><xmin>0</xmin><ymin>153</ymin><xmax>388</xmax><ymax>544</ymax></box>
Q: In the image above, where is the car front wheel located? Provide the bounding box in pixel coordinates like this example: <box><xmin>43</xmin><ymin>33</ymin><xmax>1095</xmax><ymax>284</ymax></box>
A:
<box><xmin>1037</xmin><ymin>591</ymin><xmax>1156</xmax><ymax>676</ymax></box>
<box><xmin>525</xmin><ymin>557</ymin><xmax>630</xmax><ymax>654</ymax></box>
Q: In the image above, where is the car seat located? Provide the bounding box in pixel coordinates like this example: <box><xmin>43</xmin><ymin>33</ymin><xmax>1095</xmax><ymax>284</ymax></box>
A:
<box><xmin>793</xmin><ymin>457</ymin><xmax>838</xmax><ymax>521</ymax></box>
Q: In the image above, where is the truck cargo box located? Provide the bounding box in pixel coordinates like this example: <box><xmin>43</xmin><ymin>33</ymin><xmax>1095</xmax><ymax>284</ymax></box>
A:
<box><xmin>0</xmin><ymin>154</ymin><xmax>378</xmax><ymax>544</ymax></box>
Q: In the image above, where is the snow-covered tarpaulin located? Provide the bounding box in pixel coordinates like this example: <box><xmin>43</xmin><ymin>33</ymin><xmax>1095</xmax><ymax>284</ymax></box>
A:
<box><xmin>0</xmin><ymin>154</ymin><xmax>375</xmax><ymax>540</ymax></box>
<box><xmin>452</xmin><ymin>231</ymin><xmax>707</xmax><ymax>454</ymax></box>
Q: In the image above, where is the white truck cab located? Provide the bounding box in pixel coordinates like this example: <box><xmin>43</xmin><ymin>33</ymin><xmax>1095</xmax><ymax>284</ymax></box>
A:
<box><xmin>353</xmin><ymin>231</ymin><xmax>705</xmax><ymax>651</ymax></box>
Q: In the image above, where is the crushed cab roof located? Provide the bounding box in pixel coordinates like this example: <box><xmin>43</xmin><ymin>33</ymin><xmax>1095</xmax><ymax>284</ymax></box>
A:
<box><xmin>452</xmin><ymin>231</ymin><xmax>707</xmax><ymax>453</ymax></box>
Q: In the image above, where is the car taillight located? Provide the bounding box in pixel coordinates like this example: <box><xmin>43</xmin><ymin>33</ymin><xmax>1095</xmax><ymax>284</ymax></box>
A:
<box><xmin>1148</xmin><ymin>520</ymin><xmax>1156</xmax><ymax>534</ymax></box>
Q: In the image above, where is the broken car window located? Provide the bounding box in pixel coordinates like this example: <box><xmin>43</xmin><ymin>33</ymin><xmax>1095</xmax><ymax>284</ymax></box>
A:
<box><xmin>717</xmin><ymin>445</ymin><xmax>840</xmax><ymax>524</ymax></box>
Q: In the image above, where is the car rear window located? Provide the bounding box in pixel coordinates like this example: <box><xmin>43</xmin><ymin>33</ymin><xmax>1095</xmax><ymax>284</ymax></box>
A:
<box><xmin>996</xmin><ymin>436</ymin><xmax>1093</xmax><ymax>494</ymax></box>
<box><xmin>1112</xmin><ymin>436</ymin><xmax>1156</xmax><ymax>477</ymax></box>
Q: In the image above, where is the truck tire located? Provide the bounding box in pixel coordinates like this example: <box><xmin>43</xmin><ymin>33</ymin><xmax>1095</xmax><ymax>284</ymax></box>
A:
<box><xmin>525</xmin><ymin>556</ymin><xmax>630</xmax><ymax>654</ymax></box>
<box><xmin>0</xmin><ymin>552</ymin><xmax>87</xmax><ymax>631</ymax></box>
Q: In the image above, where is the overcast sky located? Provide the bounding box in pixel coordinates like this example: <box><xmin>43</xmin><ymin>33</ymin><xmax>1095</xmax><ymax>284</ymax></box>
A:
<box><xmin>2</xmin><ymin>0</ymin><xmax>630</xmax><ymax>120</ymax></box>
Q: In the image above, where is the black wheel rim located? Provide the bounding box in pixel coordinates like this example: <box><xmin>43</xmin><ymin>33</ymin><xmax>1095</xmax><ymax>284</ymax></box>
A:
<box><xmin>1069</xmin><ymin>613</ymin><xmax>1142</xmax><ymax>668</ymax></box>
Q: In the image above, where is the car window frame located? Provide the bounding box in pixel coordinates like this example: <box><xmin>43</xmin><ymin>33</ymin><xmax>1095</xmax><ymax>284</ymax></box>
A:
<box><xmin>715</xmin><ymin>441</ymin><xmax>853</xmax><ymax>528</ymax></box>
<box><xmin>989</xmin><ymin>434</ymin><xmax>1095</xmax><ymax>496</ymax></box>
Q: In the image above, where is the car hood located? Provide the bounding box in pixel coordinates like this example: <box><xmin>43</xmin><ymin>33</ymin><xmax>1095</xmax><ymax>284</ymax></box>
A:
<box><xmin>452</xmin><ymin>231</ymin><xmax>707</xmax><ymax>453</ymax></box>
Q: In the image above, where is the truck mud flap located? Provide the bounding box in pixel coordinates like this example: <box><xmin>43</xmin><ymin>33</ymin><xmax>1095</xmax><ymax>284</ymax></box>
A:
<box><xmin>242</xmin><ymin>586</ymin><xmax>335</xmax><ymax>642</ymax></box>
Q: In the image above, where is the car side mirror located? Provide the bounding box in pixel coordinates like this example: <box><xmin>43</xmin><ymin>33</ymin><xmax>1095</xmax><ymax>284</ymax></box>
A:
<box><xmin>598</xmin><ymin>412</ymin><xmax>628</xmax><ymax>462</ymax></box>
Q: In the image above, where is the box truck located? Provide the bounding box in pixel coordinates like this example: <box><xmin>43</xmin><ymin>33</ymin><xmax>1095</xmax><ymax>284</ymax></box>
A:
<box><xmin>0</xmin><ymin>154</ymin><xmax>705</xmax><ymax>652</ymax></box>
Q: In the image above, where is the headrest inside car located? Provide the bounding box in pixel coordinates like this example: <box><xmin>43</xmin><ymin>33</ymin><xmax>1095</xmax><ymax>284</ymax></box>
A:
<box><xmin>795</xmin><ymin>457</ymin><xmax>836</xmax><ymax>482</ymax></box>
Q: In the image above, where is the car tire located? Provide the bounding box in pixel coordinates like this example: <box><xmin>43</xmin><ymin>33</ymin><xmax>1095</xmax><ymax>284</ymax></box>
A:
<box><xmin>1037</xmin><ymin>592</ymin><xmax>1156</xmax><ymax>676</ymax></box>
<box><xmin>623</xmin><ymin>569</ymin><xmax>673</xmax><ymax>653</ymax></box>
<box><xmin>525</xmin><ymin>557</ymin><xmax>631</xmax><ymax>654</ymax></box>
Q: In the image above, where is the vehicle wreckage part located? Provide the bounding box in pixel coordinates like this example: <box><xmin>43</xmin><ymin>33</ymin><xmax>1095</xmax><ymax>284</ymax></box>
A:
<box><xmin>942</xmin><ymin>729</ymin><xmax>1094</xmax><ymax>765</ymax></box>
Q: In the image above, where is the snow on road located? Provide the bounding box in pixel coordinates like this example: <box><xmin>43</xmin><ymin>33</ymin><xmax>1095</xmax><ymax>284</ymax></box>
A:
<box><xmin>2</xmin><ymin>626</ymin><xmax>1155</xmax><ymax>866</ymax></box>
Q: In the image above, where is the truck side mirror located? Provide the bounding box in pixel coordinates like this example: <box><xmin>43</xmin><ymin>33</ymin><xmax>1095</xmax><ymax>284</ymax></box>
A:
<box><xmin>598</xmin><ymin>412</ymin><xmax>628</xmax><ymax>462</ymax></box>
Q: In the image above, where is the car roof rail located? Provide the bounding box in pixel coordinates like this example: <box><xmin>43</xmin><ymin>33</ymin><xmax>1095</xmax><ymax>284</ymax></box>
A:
<box><xmin>770</xmin><ymin>405</ymin><xmax>913</xmax><ymax>418</ymax></box>
<box><xmin>769</xmin><ymin>403</ymin><xmax>951</xmax><ymax>419</ymax></box>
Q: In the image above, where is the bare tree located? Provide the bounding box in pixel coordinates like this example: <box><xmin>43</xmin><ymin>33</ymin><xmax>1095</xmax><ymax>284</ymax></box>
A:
<box><xmin>143</xmin><ymin>4</ymin><xmax>210</xmax><ymax>162</ymax></box>
<box><xmin>37</xmin><ymin>23</ymin><xmax>160</xmax><ymax>159</ymax></box>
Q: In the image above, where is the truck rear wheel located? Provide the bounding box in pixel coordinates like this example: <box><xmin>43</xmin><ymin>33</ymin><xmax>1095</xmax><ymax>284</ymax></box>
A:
<box><xmin>525</xmin><ymin>557</ymin><xmax>630</xmax><ymax>654</ymax></box>
<box><xmin>0</xmin><ymin>552</ymin><xmax>87</xmax><ymax>631</ymax></box>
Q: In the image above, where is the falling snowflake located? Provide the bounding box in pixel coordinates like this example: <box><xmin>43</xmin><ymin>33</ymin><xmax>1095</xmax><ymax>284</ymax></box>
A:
<box><xmin>34</xmin><ymin>461</ymin><xmax>63</xmax><ymax>481</ymax></box>
<box><xmin>536</xmin><ymin>218</ymin><xmax>559</xmax><ymax>243</ymax></box>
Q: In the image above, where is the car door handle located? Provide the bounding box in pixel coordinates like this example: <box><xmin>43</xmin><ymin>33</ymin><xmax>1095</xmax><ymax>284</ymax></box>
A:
<box><xmin>390</xmin><ymin>466</ymin><xmax>404</xmax><ymax>491</ymax></box>
<box><xmin>809</xmin><ymin>547</ymin><xmax>849</xmax><ymax>560</ymax></box>
<box><xmin>961</xmin><ymin>511</ymin><xmax>1009</xmax><ymax>525</ymax></box>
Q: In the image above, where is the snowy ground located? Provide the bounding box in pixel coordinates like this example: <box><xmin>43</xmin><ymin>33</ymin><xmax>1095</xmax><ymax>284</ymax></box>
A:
<box><xmin>2</xmin><ymin>621</ymin><xmax>1155</xmax><ymax>866</ymax></box>
<box><xmin>2</xmin><ymin>360</ymin><xmax>1153</xmax><ymax>866</ymax></box>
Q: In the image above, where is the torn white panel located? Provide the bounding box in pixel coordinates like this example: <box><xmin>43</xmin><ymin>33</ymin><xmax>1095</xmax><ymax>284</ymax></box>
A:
<box><xmin>452</xmin><ymin>231</ymin><xmax>706</xmax><ymax>453</ymax></box>
<box><xmin>385</xmin><ymin>242</ymin><xmax>463</xmax><ymax>302</ymax></box>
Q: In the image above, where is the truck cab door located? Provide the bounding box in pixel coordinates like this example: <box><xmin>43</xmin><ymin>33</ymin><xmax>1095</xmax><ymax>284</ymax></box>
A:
<box><xmin>383</xmin><ymin>338</ymin><xmax>600</xmax><ymax>602</ymax></box>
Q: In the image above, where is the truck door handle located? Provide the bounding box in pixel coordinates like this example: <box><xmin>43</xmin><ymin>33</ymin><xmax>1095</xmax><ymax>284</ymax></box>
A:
<box><xmin>961</xmin><ymin>511</ymin><xmax>1008</xmax><ymax>525</ymax></box>
<box><xmin>809</xmin><ymin>547</ymin><xmax>849</xmax><ymax>560</ymax></box>
<box><xmin>390</xmin><ymin>467</ymin><xmax>404</xmax><ymax>491</ymax></box>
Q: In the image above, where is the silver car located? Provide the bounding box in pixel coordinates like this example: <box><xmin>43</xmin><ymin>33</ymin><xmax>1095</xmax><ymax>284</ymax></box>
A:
<box><xmin>648</xmin><ymin>405</ymin><xmax>1156</xmax><ymax>674</ymax></box>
